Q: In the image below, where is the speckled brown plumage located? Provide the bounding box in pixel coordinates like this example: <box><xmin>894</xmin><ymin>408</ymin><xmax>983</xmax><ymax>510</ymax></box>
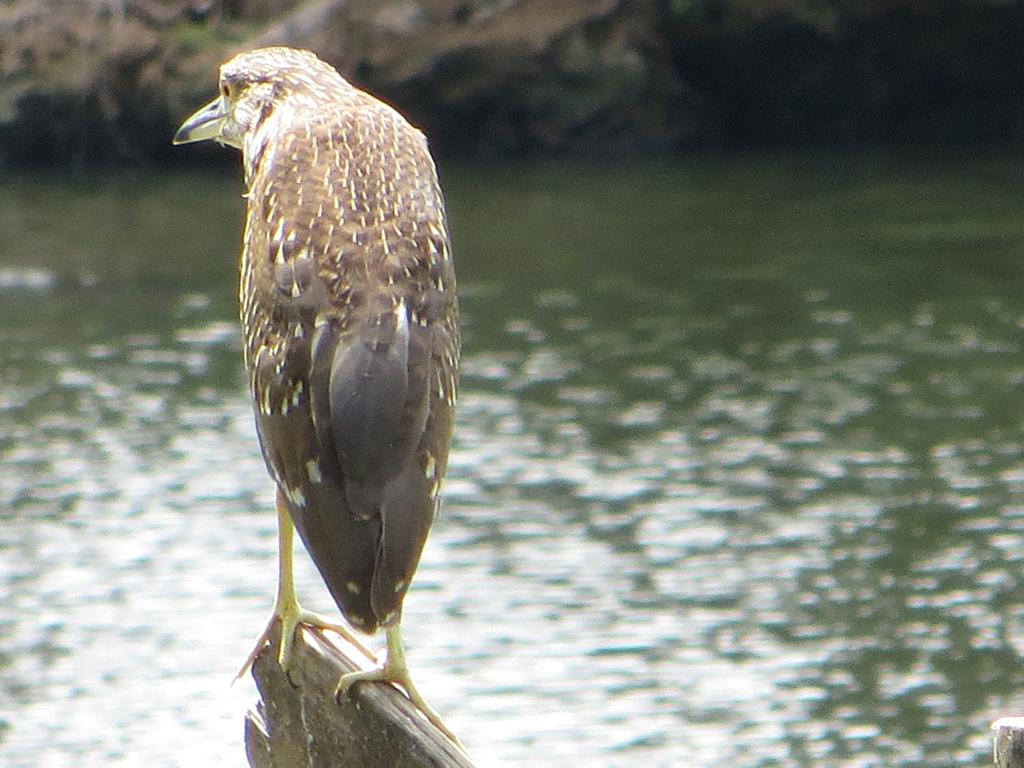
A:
<box><xmin>180</xmin><ymin>47</ymin><xmax>459</xmax><ymax>635</ymax></box>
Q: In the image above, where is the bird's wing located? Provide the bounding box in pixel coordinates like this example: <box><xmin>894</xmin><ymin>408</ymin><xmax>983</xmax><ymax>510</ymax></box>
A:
<box><xmin>296</xmin><ymin>108</ymin><xmax>453</xmax><ymax>627</ymax></box>
<box><xmin>323</xmin><ymin>298</ymin><xmax>428</xmax><ymax>520</ymax></box>
<box><xmin>310</xmin><ymin>293</ymin><xmax>436</xmax><ymax>625</ymax></box>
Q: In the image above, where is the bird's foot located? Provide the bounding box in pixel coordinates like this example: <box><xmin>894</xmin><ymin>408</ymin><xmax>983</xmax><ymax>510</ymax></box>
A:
<box><xmin>234</xmin><ymin>603</ymin><xmax>364</xmax><ymax>682</ymax></box>
<box><xmin>335</xmin><ymin>627</ymin><xmax>465</xmax><ymax>751</ymax></box>
<box><xmin>336</xmin><ymin>665</ymin><xmax>464</xmax><ymax>749</ymax></box>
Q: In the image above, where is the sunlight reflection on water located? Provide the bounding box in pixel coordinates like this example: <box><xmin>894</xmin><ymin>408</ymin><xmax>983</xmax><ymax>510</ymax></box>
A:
<box><xmin>3</xmin><ymin>157</ymin><xmax>1024</xmax><ymax>766</ymax></box>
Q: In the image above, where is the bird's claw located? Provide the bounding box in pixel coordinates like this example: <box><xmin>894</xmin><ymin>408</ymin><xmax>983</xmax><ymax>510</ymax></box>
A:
<box><xmin>234</xmin><ymin>607</ymin><xmax>365</xmax><ymax>682</ymax></box>
<box><xmin>234</xmin><ymin>618</ymin><xmax>276</xmax><ymax>682</ymax></box>
<box><xmin>334</xmin><ymin>667</ymin><xmax>380</xmax><ymax>700</ymax></box>
<box><xmin>334</xmin><ymin>647</ymin><xmax>465</xmax><ymax>751</ymax></box>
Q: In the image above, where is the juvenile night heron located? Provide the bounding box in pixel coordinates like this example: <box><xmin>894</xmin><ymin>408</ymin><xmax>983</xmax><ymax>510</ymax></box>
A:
<box><xmin>173</xmin><ymin>47</ymin><xmax>460</xmax><ymax>740</ymax></box>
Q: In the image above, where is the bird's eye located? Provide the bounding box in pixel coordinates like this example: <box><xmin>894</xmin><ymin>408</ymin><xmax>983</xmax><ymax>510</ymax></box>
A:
<box><xmin>221</xmin><ymin>83</ymin><xmax>231</xmax><ymax>99</ymax></box>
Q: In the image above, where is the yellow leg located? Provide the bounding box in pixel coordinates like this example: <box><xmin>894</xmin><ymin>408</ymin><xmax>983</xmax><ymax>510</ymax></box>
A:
<box><xmin>336</xmin><ymin>621</ymin><xmax>465</xmax><ymax>750</ymax></box>
<box><xmin>235</xmin><ymin>492</ymin><xmax>364</xmax><ymax>680</ymax></box>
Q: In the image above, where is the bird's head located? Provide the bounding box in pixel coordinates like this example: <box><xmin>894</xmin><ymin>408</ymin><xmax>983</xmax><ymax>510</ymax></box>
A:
<box><xmin>173</xmin><ymin>47</ymin><xmax>346</xmax><ymax>150</ymax></box>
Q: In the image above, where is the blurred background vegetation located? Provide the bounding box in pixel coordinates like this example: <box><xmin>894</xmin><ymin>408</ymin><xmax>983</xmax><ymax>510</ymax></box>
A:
<box><xmin>1</xmin><ymin>0</ymin><xmax>1023</xmax><ymax>166</ymax></box>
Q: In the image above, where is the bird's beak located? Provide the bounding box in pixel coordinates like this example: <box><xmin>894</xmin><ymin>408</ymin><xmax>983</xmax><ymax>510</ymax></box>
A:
<box><xmin>173</xmin><ymin>96</ymin><xmax>228</xmax><ymax>145</ymax></box>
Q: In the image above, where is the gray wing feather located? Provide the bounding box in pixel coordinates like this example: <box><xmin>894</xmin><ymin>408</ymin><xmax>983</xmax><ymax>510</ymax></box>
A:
<box><xmin>313</xmin><ymin>300</ymin><xmax>431</xmax><ymax>520</ymax></box>
<box><xmin>328</xmin><ymin>302</ymin><xmax>411</xmax><ymax>518</ymax></box>
<box><xmin>371</xmin><ymin>458</ymin><xmax>435</xmax><ymax>623</ymax></box>
<box><xmin>304</xmin><ymin>300</ymin><xmax>435</xmax><ymax>627</ymax></box>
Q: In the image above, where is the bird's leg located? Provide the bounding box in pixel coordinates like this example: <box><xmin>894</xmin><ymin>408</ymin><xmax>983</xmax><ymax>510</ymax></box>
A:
<box><xmin>336</xmin><ymin>620</ymin><xmax>464</xmax><ymax>749</ymax></box>
<box><xmin>235</xmin><ymin>491</ymin><xmax>365</xmax><ymax>680</ymax></box>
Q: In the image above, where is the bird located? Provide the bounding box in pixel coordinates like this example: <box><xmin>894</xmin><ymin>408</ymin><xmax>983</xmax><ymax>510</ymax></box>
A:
<box><xmin>172</xmin><ymin>47</ymin><xmax>460</xmax><ymax>742</ymax></box>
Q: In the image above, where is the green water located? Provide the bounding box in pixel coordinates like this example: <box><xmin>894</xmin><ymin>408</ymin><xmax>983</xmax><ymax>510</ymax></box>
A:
<box><xmin>2</xmin><ymin>153</ymin><xmax>1024</xmax><ymax>766</ymax></box>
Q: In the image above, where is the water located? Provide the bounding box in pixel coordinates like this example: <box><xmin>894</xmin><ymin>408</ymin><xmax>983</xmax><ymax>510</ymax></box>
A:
<box><xmin>2</xmin><ymin>153</ymin><xmax>1024</xmax><ymax>767</ymax></box>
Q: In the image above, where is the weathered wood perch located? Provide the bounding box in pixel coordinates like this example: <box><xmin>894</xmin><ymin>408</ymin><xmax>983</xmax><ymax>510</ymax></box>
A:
<box><xmin>994</xmin><ymin>717</ymin><xmax>1024</xmax><ymax>768</ymax></box>
<box><xmin>245</xmin><ymin>623</ymin><xmax>473</xmax><ymax>768</ymax></box>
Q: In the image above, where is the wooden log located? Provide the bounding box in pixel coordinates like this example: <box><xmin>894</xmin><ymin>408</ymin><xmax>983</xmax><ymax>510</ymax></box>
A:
<box><xmin>993</xmin><ymin>716</ymin><xmax>1024</xmax><ymax>768</ymax></box>
<box><xmin>245</xmin><ymin>622</ymin><xmax>473</xmax><ymax>768</ymax></box>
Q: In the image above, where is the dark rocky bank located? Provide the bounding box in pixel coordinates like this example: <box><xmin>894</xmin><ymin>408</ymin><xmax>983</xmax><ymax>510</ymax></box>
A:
<box><xmin>1</xmin><ymin>0</ymin><xmax>1023</xmax><ymax>166</ymax></box>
